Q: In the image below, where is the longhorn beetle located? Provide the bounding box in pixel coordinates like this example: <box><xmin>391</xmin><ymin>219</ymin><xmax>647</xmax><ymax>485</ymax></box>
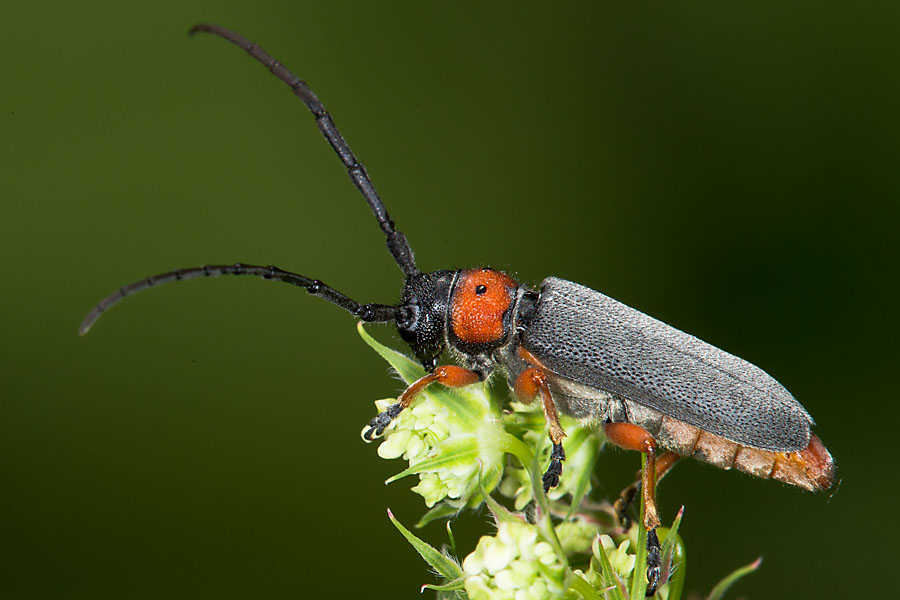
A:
<box><xmin>80</xmin><ymin>24</ymin><xmax>836</xmax><ymax>596</ymax></box>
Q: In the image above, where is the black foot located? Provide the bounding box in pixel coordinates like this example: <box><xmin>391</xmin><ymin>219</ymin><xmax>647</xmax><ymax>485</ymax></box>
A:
<box><xmin>541</xmin><ymin>443</ymin><xmax>566</xmax><ymax>492</ymax></box>
<box><xmin>362</xmin><ymin>402</ymin><xmax>403</xmax><ymax>441</ymax></box>
<box><xmin>645</xmin><ymin>527</ymin><xmax>661</xmax><ymax>596</ymax></box>
<box><xmin>614</xmin><ymin>479</ymin><xmax>642</xmax><ymax>530</ymax></box>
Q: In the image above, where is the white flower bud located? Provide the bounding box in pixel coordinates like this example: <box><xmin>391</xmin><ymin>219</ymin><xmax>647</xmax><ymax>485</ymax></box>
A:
<box><xmin>463</xmin><ymin>522</ymin><xmax>565</xmax><ymax>600</ymax></box>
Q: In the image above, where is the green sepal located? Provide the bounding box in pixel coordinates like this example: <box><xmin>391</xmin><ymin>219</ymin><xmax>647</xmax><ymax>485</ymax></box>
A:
<box><xmin>707</xmin><ymin>556</ymin><xmax>762</xmax><ymax>600</ymax></box>
<box><xmin>387</xmin><ymin>508</ymin><xmax>463</xmax><ymax>580</ymax></box>
<box><xmin>445</xmin><ymin>520</ymin><xmax>457</xmax><ymax>557</ymax></box>
<box><xmin>477</xmin><ymin>460</ymin><xmax>525</xmax><ymax>525</ymax></box>
<box><xmin>529</xmin><ymin>434</ymin><xmax>563</xmax><ymax>551</ymax></box>
<box><xmin>358</xmin><ymin>322</ymin><xmax>490</xmax><ymax>424</ymax></box>
<box><xmin>497</xmin><ymin>431</ymin><xmax>535</xmax><ymax>468</ymax></box>
<box><xmin>630</xmin><ymin>454</ymin><xmax>650</xmax><ymax>599</ymax></box>
<box><xmin>562</xmin><ymin>424</ymin><xmax>602</xmax><ymax>519</ymax></box>
<box><xmin>590</xmin><ymin>536</ymin><xmax>628</xmax><ymax>600</ymax></box>
<box><xmin>385</xmin><ymin>435</ymin><xmax>480</xmax><ymax>483</ymax></box>
<box><xmin>566</xmin><ymin>573</ymin><xmax>603</xmax><ymax>600</ymax></box>
<box><xmin>415</xmin><ymin>504</ymin><xmax>459</xmax><ymax>528</ymax></box>
<box><xmin>658</xmin><ymin>506</ymin><xmax>686</xmax><ymax>600</ymax></box>
<box><xmin>421</xmin><ymin>579</ymin><xmax>466</xmax><ymax>592</ymax></box>
<box><xmin>666</xmin><ymin>533</ymin><xmax>687</xmax><ymax>600</ymax></box>
<box><xmin>357</xmin><ymin>322</ymin><xmax>424</xmax><ymax>385</ymax></box>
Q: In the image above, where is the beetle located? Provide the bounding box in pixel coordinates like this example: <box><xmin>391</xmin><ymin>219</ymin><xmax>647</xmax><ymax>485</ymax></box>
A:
<box><xmin>80</xmin><ymin>24</ymin><xmax>836</xmax><ymax>596</ymax></box>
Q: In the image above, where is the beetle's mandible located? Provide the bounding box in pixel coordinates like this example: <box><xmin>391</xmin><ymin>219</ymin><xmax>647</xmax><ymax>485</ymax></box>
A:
<box><xmin>80</xmin><ymin>24</ymin><xmax>836</xmax><ymax>596</ymax></box>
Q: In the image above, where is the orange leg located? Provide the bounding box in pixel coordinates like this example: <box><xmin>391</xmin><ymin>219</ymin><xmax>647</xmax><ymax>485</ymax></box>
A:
<box><xmin>362</xmin><ymin>365</ymin><xmax>481</xmax><ymax>441</ymax></box>
<box><xmin>515</xmin><ymin>367</ymin><xmax>567</xmax><ymax>492</ymax></box>
<box><xmin>604</xmin><ymin>422</ymin><xmax>666</xmax><ymax>596</ymax></box>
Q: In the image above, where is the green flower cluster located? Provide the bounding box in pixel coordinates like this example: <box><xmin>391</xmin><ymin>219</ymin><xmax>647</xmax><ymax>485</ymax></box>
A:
<box><xmin>499</xmin><ymin>400</ymin><xmax>603</xmax><ymax>510</ymax></box>
<box><xmin>359</xmin><ymin>324</ymin><xmax>758</xmax><ymax>600</ymax></box>
<box><xmin>575</xmin><ymin>530</ymin><xmax>646</xmax><ymax>598</ymax></box>
<box><xmin>594</xmin><ymin>534</ymin><xmax>637</xmax><ymax>582</ymax></box>
<box><xmin>358</xmin><ymin>324</ymin><xmax>506</xmax><ymax>509</ymax></box>
<box><xmin>462</xmin><ymin>521</ymin><xmax>566</xmax><ymax>600</ymax></box>
<box><xmin>369</xmin><ymin>384</ymin><xmax>504</xmax><ymax>507</ymax></box>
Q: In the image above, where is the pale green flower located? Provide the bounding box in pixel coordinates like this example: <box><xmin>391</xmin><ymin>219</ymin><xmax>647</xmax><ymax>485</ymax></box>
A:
<box><xmin>579</xmin><ymin>527</ymin><xmax>675</xmax><ymax>600</ymax></box>
<box><xmin>499</xmin><ymin>401</ymin><xmax>604</xmax><ymax>509</ymax></box>
<box><xmin>497</xmin><ymin>465</ymin><xmax>533</xmax><ymax>511</ymax></box>
<box><xmin>368</xmin><ymin>381</ymin><xmax>506</xmax><ymax>507</ymax></box>
<box><xmin>554</xmin><ymin>517</ymin><xmax>598</xmax><ymax>557</ymax></box>
<box><xmin>462</xmin><ymin>521</ymin><xmax>566</xmax><ymax>600</ymax></box>
<box><xmin>595</xmin><ymin>534</ymin><xmax>636</xmax><ymax>579</ymax></box>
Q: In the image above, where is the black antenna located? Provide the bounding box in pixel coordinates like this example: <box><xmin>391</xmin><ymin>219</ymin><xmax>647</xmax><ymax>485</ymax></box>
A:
<box><xmin>188</xmin><ymin>23</ymin><xmax>419</xmax><ymax>277</ymax></box>
<box><xmin>79</xmin><ymin>264</ymin><xmax>397</xmax><ymax>336</ymax></box>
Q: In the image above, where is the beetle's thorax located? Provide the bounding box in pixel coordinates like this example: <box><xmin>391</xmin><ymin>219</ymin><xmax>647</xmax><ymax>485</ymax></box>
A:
<box><xmin>447</xmin><ymin>268</ymin><xmax>521</xmax><ymax>355</ymax></box>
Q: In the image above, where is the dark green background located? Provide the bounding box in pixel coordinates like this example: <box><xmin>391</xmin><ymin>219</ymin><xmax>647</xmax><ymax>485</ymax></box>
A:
<box><xmin>3</xmin><ymin>2</ymin><xmax>897</xmax><ymax>598</ymax></box>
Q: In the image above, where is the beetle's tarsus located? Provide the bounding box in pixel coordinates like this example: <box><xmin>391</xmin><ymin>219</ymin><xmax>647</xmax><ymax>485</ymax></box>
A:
<box><xmin>362</xmin><ymin>402</ymin><xmax>403</xmax><ymax>441</ymax></box>
<box><xmin>541</xmin><ymin>463</ymin><xmax>561</xmax><ymax>492</ymax></box>
<box><xmin>645</xmin><ymin>527</ymin><xmax>661</xmax><ymax>596</ymax></box>
<box><xmin>542</xmin><ymin>443</ymin><xmax>566</xmax><ymax>492</ymax></box>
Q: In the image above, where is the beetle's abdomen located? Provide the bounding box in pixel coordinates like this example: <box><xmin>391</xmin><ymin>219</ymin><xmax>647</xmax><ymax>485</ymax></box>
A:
<box><xmin>535</xmin><ymin>372</ymin><xmax>835</xmax><ymax>490</ymax></box>
<box><xmin>653</xmin><ymin>411</ymin><xmax>835</xmax><ymax>491</ymax></box>
<box><xmin>522</xmin><ymin>277</ymin><xmax>814</xmax><ymax>453</ymax></box>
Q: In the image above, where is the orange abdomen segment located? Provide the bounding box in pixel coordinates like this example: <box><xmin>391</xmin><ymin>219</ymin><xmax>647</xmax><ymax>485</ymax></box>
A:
<box><xmin>654</xmin><ymin>413</ymin><xmax>836</xmax><ymax>492</ymax></box>
<box><xmin>772</xmin><ymin>433</ymin><xmax>836</xmax><ymax>491</ymax></box>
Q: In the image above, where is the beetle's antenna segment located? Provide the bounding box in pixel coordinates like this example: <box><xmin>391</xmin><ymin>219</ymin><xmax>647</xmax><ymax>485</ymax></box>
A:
<box><xmin>79</xmin><ymin>264</ymin><xmax>397</xmax><ymax>335</ymax></box>
<box><xmin>188</xmin><ymin>23</ymin><xmax>419</xmax><ymax>278</ymax></box>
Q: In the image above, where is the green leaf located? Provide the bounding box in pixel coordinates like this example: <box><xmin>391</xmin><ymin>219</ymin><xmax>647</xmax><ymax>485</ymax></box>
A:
<box><xmin>477</xmin><ymin>460</ymin><xmax>524</xmax><ymax>525</ymax></box>
<box><xmin>707</xmin><ymin>556</ymin><xmax>762</xmax><ymax>600</ymax></box>
<box><xmin>666</xmin><ymin>532</ymin><xmax>687</xmax><ymax>600</ymax></box>
<box><xmin>528</xmin><ymin>433</ymin><xmax>569</xmax><ymax>570</ymax></box>
<box><xmin>591</xmin><ymin>537</ymin><xmax>628</xmax><ymax>600</ymax></box>
<box><xmin>658</xmin><ymin>506</ymin><xmax>686</xmax><ymax>600</ymax></box>
<box><xmin>357</xmin><ymin>322</ymin><xmax>425</xmax><ymax>384</ymax></box>
<box><xmin>504</xmin><ymin>402</ymin><xmax>545</xmax><ymax>431</ymax></box>
<box><xmin>358</xmin><ymin>322</ymin><xmax>489</xmax><ymax>424</ymax></box>
<box><xmin>387</xmin><ymin>508</ymin><xmax>463</xmax><ymax>580</ymax></box>
<box><xmin>415</xmin><ymin>504</ymin><xmax>459</xmax><ymax>528</ymax></box>
<box><xmin>530</xmin><ymin>434</ymin><xmax>552</xmax><ymax>516</ymax></box>
<box><xmin>630</xmin><ymin>454</ymin><xmax>649</xmax><ymax>600</ymax></box>
<box><xmin>567</xmin><ymin>573</ymin><xmax>603</xmax><ymax>600</ymax></box>
<box><xmin>563</xmin><ymin>425</ymin><xmax>602</xmax><ymax>520</ymax></box>
<box><xmin>659</xmin><ymin>506</ymin><xmax>684</xmax><ymax>558</ymax></box>
<box><xmin>385</xmin><ymin>435</ymin><xmax>480</xmax><ymax>483</ymax></box>
<box><xmin>497</xmin><ymin>432</ymin><xmax>535</xmax><ymax>468</ymax></box>
<box><xmin>428</xmin><ymin>384</ymin><xmax>489</xmax><ymax>423</ymax></box>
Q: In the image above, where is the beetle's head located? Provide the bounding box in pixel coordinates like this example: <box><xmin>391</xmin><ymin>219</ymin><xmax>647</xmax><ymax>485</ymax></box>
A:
<box><xmin>396</xmin><ymin>270</ymin><xmax>455</xmax><ymax>371</ymax></box>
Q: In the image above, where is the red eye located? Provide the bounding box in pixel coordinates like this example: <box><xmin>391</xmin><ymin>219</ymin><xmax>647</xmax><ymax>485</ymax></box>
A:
<box><xmin>475</xmin><ymin>285</ymin><xmax>487</xmax><ymax>295</ymax></box>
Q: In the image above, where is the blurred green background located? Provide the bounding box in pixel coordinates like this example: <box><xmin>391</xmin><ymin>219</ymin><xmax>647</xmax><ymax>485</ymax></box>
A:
<box><xmin>2</xmin><ymin>2</ymin><xmax>897</xmax><ymax>598</ymax></box>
